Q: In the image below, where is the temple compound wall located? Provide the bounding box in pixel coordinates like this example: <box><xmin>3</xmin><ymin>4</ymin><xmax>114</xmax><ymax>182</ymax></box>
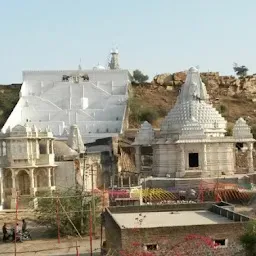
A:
<box><xmin>133</xmin><ymin>67</ymin><xmax>255</xmax><ymax>180</ymax></box>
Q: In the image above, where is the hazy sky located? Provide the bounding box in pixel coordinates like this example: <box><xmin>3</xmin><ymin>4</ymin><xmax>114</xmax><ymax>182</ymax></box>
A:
<box><xmin>0</xmin><ymin>0</ymin><xmax>255</xmax><ymax>83</ymax></box>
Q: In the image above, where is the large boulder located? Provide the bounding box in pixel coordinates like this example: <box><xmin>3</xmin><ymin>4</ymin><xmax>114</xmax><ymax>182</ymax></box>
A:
<box><xmin>173</xmin><ymin>72</ymin><xmax>186</xmax><ymax>82</ymax></box>
<box><xmin>153</xmin><ymin>73</ymin><xmax>172</xmax><ymax>86</ymax></box>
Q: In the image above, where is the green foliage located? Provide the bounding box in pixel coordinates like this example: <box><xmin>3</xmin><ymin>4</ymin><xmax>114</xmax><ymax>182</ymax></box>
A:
<box><xmin>233</xmin><ymin>63</ymin><xmax>249</xmax><ymax>77</ymax></box>
<box><xmin>0</xmin><ymin>86</ymin><xmax>19</xmax><ymax>128</ymax></box>
<box><xmin>225</xmin><ymin>123</ymin><xmax>233</xmax><ymax>136</ymax></box>
<box><xmin>240</xmin><ymin>220</ymin><xmax>256</xmax><ymax>255</ymax></box>
<box><xmin>35</xmin><ymin>187</ymin><xmax>100</xmax><ymax>236</ymax></box>
<box><xmin>139</xmin><ymin>108</ymin><xmax>159</xmax><ymax>123</ymax></box>
<box><xmin>129</xmin><ymin>98</ymin><xmax>159</xmax><ymax>124</ymax></box>
<box><xmin>132</xmin><ymin>69</ymin><xmax>149</xmax><ymax>83</ymax></box>
<box><xmin>219</xmin><ymin>104</ymin><xmax>227</xmax><ymax>114</ymax></box>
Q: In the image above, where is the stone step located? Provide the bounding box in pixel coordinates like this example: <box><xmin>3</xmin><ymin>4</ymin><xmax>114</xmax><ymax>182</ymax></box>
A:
<box><xmin>184</xmin><ymin>171</ymin><xmax>202</xmax><ymax>178</ymax></box>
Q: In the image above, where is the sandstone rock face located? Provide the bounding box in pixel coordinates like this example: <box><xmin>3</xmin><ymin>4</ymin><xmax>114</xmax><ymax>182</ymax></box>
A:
<box><xmin>152</xmin><ymin>71</ymin><xmax>256</xmax><ymax>99</ymax></box>
<box><xmin>153</xmin><ymin>73</ymin><xmax>172</xmax><ymax>86</ymax></box>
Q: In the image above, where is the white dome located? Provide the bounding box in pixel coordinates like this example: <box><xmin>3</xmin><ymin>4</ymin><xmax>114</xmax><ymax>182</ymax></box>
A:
<box><xmin>93</xmin><ymin>63</ymin><xmax>105</xmax><ymax>70</ymax></box>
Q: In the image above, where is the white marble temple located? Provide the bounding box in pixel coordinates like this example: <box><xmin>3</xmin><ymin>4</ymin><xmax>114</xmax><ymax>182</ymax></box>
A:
<box><xmin>133</xmin><ymin>67</ymin><xmax>255</xmax><ymax>178</ymax></box>
<box><xmin>2</xmin><ymin>49</ymin><xmax>130</xmax><ymax>143</ymax></box>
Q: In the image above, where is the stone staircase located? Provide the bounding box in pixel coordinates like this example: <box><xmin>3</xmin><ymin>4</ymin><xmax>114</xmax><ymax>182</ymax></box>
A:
<box><xmin>183</xmin><ymin>171</ymin><xmax>202</xmax><ymax>178</ymax></box>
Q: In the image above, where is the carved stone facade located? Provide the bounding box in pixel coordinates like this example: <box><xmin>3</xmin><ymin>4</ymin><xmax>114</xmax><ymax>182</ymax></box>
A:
<box><xmin>133</xmin><ymin>67</ymin><xmax>255</xmax><ymax>179</ymax></box>
<box><xmin>0</xmin><ymin>124</ymin><xmax>56</xmax><ymax>209</ymax></box>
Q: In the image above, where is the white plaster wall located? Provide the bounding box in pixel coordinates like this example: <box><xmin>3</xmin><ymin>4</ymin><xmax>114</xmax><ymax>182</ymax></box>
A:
<box><xmin>206</xmin><ymin>143</ymin><xmax>235</xmax><ymax>176</ymax></box>
<box><xmin>153</xmin><ymin>144</ymin><xmax>174</xmax><ymax>177</ymax></box>
<box><xmin>55</xmin><ymin>161</ymin><xmax>76</xmax><ymax>189</ymax></box>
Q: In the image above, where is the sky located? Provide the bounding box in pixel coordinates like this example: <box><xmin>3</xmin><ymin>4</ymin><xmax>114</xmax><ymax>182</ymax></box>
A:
<box><xmin>0</xmin><ymin>0</ymin><xmax>255</xmax><ymax>83</ymax></box>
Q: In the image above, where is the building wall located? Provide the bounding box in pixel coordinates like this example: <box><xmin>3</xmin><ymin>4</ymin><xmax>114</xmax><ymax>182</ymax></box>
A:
<box><xmin>205</xmin><ymin>143</ymin><xmax>235</xmax><ymax>176</ymax></box>
<box><xmin>55</xmin><ymin>161</ymin><xmax>76</xmax><ymax>189</ymax></box>
<box><xmin>153</xmin><ymin>142</ymin><xmax>235</xmax><ymax>178</ymax></box>
<box><xmin>153</xmin><ymin>144</ymin><xmax>177</xmax><ymax>177</ymax></box>
<box><xmin>103</xmin><ymin>209</ymin><xmax>122</xmax><ymax>253</ymax></box>
<box><xmin>120</xmin><ymin>223</ymin><xmax>245</xmax><ymax>255</ymax></box>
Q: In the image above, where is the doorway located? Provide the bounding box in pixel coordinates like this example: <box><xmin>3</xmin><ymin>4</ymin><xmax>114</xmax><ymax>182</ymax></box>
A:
<box><xmin>189</xmin><ymin>153</ymin><xmax>199</xmax><ymax>168</ymax></box>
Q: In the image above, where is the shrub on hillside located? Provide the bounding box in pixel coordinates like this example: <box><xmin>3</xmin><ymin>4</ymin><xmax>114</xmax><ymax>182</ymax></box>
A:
<box><xmin>138</xmin><ymin>108</ymin><xmax>159</xmax><ymax>123</ymax></box>
<box><xmin>128</xmin><ymin>98</ymin><xmax>159</xmax><ymax>124</ymax></box>
<box><xmin>132</xmin><ymin>69</ymin><xmax>149</xmax><ymax>83</ymax></box>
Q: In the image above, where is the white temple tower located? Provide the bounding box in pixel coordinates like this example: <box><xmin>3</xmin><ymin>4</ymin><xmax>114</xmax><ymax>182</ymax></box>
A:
<box><xmin>108</xmin><ymin>48</ymin><xmax>119</xmax><ymax>70</ymax></box>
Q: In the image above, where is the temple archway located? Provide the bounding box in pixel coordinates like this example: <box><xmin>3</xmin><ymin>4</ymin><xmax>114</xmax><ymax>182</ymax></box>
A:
<box><xmin>34</xmin><ymin>169</ymin><xmax>48</xmax><ymax>188</ymax></box>
<box><xmin>16</xmin><ymin>170</ymin><xmax>30</xmax><ymax>195</ymax></box>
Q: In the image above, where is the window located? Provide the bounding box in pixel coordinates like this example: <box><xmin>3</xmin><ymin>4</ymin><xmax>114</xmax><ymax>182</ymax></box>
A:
<box><xmin>214</xmin><ymin>239</ymin><xmax>228</xmax><ymax>248</ymax></box>
<box><xmin>188</xmin><ymin>153</ymin><xmax>199</xmax><ymax>168</ymax></box>
<box><xmin>143</xmin><ymin>244</ymin><xmax>159</xmax><ymax>251</ymax></box>
<box><xmin>236</xmin><ymin>143</ymin><xmax>243</xmax><ymax>151</ymax></box>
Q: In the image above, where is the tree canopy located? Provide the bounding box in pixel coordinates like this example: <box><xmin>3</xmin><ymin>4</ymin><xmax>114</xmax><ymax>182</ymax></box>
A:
<box><xmin>132</xmin><ymin>69</ymin><xmax>149</xmax><ymax>83</ymax></box>
<box><xmin>233</xmin><ymin>63</ymin><xmax>249</xmax><ymax>77</ymax></box>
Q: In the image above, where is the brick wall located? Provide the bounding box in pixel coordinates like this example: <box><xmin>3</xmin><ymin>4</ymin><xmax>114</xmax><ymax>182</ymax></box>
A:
<box><xmin>103</xmin><ymin>209</ymin><xmax>122</xmax><ymax>252</ymax></box>
<box><xmin>109</xmin><ymin>202</ymin><xmax>213</xmax><ymax>213</ymax></box>
<box><xmin>121</xmin><ymin>223</ymin><xmax>245</xmax><ymax>255</ymax></box>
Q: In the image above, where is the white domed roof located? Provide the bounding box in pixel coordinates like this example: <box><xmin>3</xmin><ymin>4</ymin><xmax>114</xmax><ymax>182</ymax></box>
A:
<box><xmin>160</xmin><ymin>67</ymin><xmax>227</xmax><ymax>137</ymax></box>
<box><xmin>93</xmin><ymin>63</ymin><xmax>105</xmax><ymax>70</ymax></box>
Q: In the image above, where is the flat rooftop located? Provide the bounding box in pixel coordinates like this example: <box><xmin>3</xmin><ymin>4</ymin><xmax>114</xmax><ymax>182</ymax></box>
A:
<box><xmin>112</xmin><ymin>210</ymin><xmax>234</xmax><ymax>229</ymax></box>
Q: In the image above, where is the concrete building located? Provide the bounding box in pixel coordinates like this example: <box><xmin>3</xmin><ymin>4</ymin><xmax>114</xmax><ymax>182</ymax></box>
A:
<box><xmin>133</xmin><ymin>67</ymin><xmax>255</xmax><ymax>182</ymax></box>
<box><xmin>2</xmin><ymin>49</ymin><xmax>130</xmax><ymax>144</ymax></box>
<box><xmin>103</xmin><ymin>202</ymin><xmax>250</xmax><ymax>255</ymax></box>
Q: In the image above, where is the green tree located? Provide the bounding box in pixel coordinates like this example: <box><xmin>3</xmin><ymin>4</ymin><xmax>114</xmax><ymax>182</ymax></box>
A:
<box><xmin>34</xmin><ymin>187</ymin><xmax>100</xmax><ymax>236</ymax></box>
<box><xmin>132</xmin><ymin>69</ymin><xmax>149</xmax><ymax>83</ymax></box>
<box><xmin>233</xmin><ymin>63</ymin><xmax>249</xmax><ymax>77</ymax></box>
<box><xmin>240</xmin><ymin>220</ymin><xmax>256</xmax><ymax>255</ymax></box>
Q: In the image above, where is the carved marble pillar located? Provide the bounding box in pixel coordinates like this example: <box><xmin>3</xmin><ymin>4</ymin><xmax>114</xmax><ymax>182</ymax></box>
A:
<box><xmin>29</xmin><ymin>168</ymin><xmax>35</xmax><ymax>196</ymax></box>
<box><xmin>47</xmin><ymin>167</ymin><xmax>52</xmax><ymax>187</ymax></box>
<box><xmin>135</xmin><ymin>146</ymin><xmax>142</xmax><ymax>173</ymax></box>
<box><xmin>176</xmin><ymin>144</ymin><xmax>185</xmax><ymax>178</ymax></box>
<box><xmin>248</xmin><ymin>143</ymin><xmax>254</xmax><ymax>173</ymax></box>
<box><xmin>11</xmin><ymin>169</ymin><xmax>16</xmax><ymax>209</ymax></box>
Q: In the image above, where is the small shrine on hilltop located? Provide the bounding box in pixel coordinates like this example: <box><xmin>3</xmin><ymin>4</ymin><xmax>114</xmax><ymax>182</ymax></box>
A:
<box><xmin>133</xmin><ymin>67</ymin><xmax>255</xmax><ymax>180</ymax></box>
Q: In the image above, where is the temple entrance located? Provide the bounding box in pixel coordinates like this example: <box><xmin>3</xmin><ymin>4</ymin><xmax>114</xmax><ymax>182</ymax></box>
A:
<box><xmin>189</xmin><ymin>153</ymin><xmax>199</xmax><ymax>168</ymax></box>
<box><xmin>17</xmin><ymin>170</ymin><xmax>30</xmax><ymax>195</ymax></box>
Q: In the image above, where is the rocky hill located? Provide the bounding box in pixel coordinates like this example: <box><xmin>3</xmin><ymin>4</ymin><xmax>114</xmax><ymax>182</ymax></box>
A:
<box><xmin>129</xmin><ymin>72</ymin><xmax>256</xmax><ymax>135</ymax></box>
